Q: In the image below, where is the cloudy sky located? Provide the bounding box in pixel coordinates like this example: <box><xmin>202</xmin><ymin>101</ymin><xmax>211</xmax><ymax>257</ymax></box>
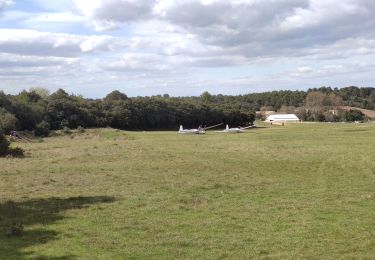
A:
<box><xmin>0</xmin><ymin>0</ymin><xmax>374</xmax><ymax>97</ymax></box>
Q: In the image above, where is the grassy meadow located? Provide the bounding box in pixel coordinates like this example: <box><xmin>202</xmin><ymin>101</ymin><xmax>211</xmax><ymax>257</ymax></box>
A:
<box><xmin>1</xmin><ymin>123</ymin><xmax>375</xmax><ymax>259</ymax></box>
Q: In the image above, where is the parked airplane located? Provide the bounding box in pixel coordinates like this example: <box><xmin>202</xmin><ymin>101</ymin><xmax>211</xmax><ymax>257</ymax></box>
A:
<box><xmin>178</xmin><ymin>123</ymin><xmax>223</xmax><ymax>134</ymax></box>
<box><xmin>216</xmin><ymin>124</ymin><xmax>254</xmax><ymax>133</ymax></box>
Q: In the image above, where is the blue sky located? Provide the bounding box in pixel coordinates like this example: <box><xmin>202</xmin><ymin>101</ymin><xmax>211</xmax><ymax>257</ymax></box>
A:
<box><xmin>0</xmin><ymin>0</ymin><xmax>374</xmax><ymax>98</ymax></box>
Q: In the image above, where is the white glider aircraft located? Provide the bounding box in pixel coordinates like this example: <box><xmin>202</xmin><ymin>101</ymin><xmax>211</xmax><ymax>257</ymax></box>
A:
<box><xmin>216</xmin><ymin>124</ymin><xmax>254</xmax><ymax>133</ymax></box>
<box><xmin>178</xmin><ymin>123</ymin><xmax>223</xmax><ymax>134</ymax></box>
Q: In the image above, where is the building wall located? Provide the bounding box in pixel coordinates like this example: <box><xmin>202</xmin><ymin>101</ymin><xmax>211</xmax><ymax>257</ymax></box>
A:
<box><xmin>265</xmin><ymin>114</ymin><xmax>300</xmax><ymax>123</ymax></box>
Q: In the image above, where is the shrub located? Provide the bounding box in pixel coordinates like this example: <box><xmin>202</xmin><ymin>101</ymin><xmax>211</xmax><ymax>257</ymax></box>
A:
<box><xmin>77</xmin><ymin>125</ymin><xmax>85</xmax><ymax>133</ymax></box>
<box><xmin>1</xmin><ymin>132</ymin><xmax>25</xmax><ymax>158</ymax></box>
<box><xmin>7</xmin><ymin>147</ymin><xmax>25</xmax><ymax>158</ymax></box>
<box><xmin>0</xmin><ymin>108</ymin><xmax>17</xmax><ymax>134</ymax></box>
<box><xmin>60</xmin><ymin>119</ymin><xmax>69</xmax><ymax>129</ymax></box>
<box><xmin>0</xmin><ymin>132</ymin><xmax>10</xmax><ymax>156</ymax></box>
<box><xmin>34</xmin><ymin>120</ymin><xmax>50</xmax><ymax>137</ymax></box>
<box><xmin>323</xmin><ymin>111</ymin><xmax>339</xmax><ymax>122</ymax></box>
<box><xmin>63</xmin><ymin>126</ymin><xmax>72</xmax><ymax>134</ymax></box>
<box><xmin>342</xmin><ymin>110</ymin><xmax>364</xmax><ymax>122</ymax></box>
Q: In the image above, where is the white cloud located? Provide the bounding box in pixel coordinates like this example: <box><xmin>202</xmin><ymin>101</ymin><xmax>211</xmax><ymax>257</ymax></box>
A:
<box><xmin>0</xmin><ymin>29</ymin><xmax>127</xmax><ymax>57</ymax></box>
<box><xmin>30</xmin><ymin>0</ymin><xmax>71</xmax><ymax>11</ymax></box>
<box><xmin>73</xmin><ymin>0</ymin><xmax>157</xmax><ymax>31</ymax></box>
<box><xmin>26</xmin><ymin>12</ymin><xmax>84</xmax><ymax>23</ymax></box>
<box><xmin>72</xmin><ymin>0</ymin><xmax>375</xmax><ymax>58</ymax></box>
<box><xmin>0</xmin><ymin>53</ymin><xmax>77</xmax><ymax>67</ymax></box>
<box><xmin>297</xmin><ymin>66</ymin><xmax>313</xmax><ymax>73</ymax></box>
<box><xmin>2</xmin><ymin>0</ymin><xmax>375</xmax><ymax>97</ymax></box>
<box><xmin>101</xmin><ymin>53</ymin><xmax>172</xmax><ymax>71</ymax></box>
<box><xmin>280</xmin><ymin>0</ymin><xmax>362</xmax><ymax>30</ymax></box>
<box><xmin>0</xmin><ymin>0</ymin><xmax>13</xmax><ymax>12</ymax></box>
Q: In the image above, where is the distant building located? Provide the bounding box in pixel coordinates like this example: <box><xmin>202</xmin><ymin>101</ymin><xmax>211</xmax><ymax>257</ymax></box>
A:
<box><xmin>265</xmin><ymin>114</ymin><xmax>300</xmax><ymax>123</ymax></box>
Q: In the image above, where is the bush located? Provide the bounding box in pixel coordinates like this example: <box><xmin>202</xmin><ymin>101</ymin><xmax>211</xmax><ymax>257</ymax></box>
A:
<box><xmin>60</xmin><ymin>119</ymin><xmax>69</xmax><ymax>129</ymax></box>
<box><xmin>34</xmin><ymin>120</ymin><xmax>50</xmax><ymax>137</ymax></box>
<box><xmin>0</xmin><ymin>132</ymin><xmax>10</xmax><ymax>156</ymax></box>
<box><xmin>0</xmin><ymin>132</ymin><xmax>25</xmax><ymax>158</ymax></box>
<box><xmin>323</xmin><ymin>111</ymin><xmax>339</xmax><ymax>122</ymax></box>
<box><xmin>77</xmin><ymin>125</ymin><xmax>85</xmax><ymax>133</ymax></box>
<box><xmin>0</xmin><ymin>108</ymin><xmax>18</xmax><ymax>134</ymax></box>
<box><xmin>7</xmin><ymin>147</ymin><xmax>25</xmax><ymax>158</ymax></box>
<box><xmin>63</xmin><ymin>126</ymin><xmax>72</xmax><ymax>134</ymax></box>
<box><xmin>342</xmin><ymin>110</ymin><xmax>364</xmax><ymax>122</ymax></box>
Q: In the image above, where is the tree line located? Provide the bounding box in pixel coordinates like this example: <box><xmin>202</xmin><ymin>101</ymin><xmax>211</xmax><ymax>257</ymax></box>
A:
<box><xmin>0</xmin><ymin>89</ymin><xmax>255</xmax><ymax>136</ymax></box>
<box><xmin>253</xmin><ymin>86</ymin><xmax>374</xmax><ymax>122</ymax></box>
<box><xmin>0</xmin><ymin>86</ymin><xmax>374</xmax><ymax>136</ymax></box>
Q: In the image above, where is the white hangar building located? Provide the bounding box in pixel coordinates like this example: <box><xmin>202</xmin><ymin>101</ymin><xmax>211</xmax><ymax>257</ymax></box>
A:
<box><xmin>265</xmin><ymin>114</ymin><xmax>300</xmax><ymax>123</ymax></box>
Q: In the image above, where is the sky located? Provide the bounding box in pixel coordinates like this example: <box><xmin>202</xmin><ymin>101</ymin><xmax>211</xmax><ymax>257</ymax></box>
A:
<box><xmin>0</xmin><ymin>0</ymin><xmax>374</xmax><ymax>98</ymax></box>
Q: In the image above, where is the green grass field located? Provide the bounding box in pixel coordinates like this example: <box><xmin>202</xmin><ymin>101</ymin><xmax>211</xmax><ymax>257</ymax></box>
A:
<box><xmin>1</xmin><ymin>123</ymin><xmax>375</xmax><ymax>259</ymax></box>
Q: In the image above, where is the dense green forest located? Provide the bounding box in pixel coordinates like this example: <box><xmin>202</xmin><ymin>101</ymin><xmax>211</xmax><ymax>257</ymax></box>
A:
<box><xmin>0</xmin><ymin>86</ymin><xmax>374</xmax><ymax>135</ymax></box>
<box><xmin>242</xmin><ymin>86</ymin><xmax>375</xmax><ymax>111</ymax></box>
<box><xmin>0</xmin><ymin>89</ymin><xmax>255</xmax><ymax>134</ymax></box>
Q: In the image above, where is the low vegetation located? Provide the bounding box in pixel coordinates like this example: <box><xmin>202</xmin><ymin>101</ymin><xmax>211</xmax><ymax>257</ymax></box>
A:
<box><xmin>1</xmin><ymin>124</ymin><xmax>374</xmax><ymax>258</ymax></box>
<box><xmin>0</xmin><ymin>132</ymin><xmax>9</xmax><ymax>156</ymax></box>
<box><xmin>0</xmin><ymin>132</ymin><xmax>24</xmax><ymax>158</ymax></box>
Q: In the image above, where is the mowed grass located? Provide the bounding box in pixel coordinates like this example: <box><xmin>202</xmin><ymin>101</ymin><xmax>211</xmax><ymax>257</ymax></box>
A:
<box><xmin>1</xmin><ymin>123</ymin><xmax>375</xmax><ymax>259</ymax></box>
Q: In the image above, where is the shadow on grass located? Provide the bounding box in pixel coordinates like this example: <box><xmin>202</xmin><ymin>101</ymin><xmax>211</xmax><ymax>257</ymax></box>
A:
<box><xmin>0</xmin><ymin>196</ymin><xmax>115</xmax><ymax>259</ymax></box>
